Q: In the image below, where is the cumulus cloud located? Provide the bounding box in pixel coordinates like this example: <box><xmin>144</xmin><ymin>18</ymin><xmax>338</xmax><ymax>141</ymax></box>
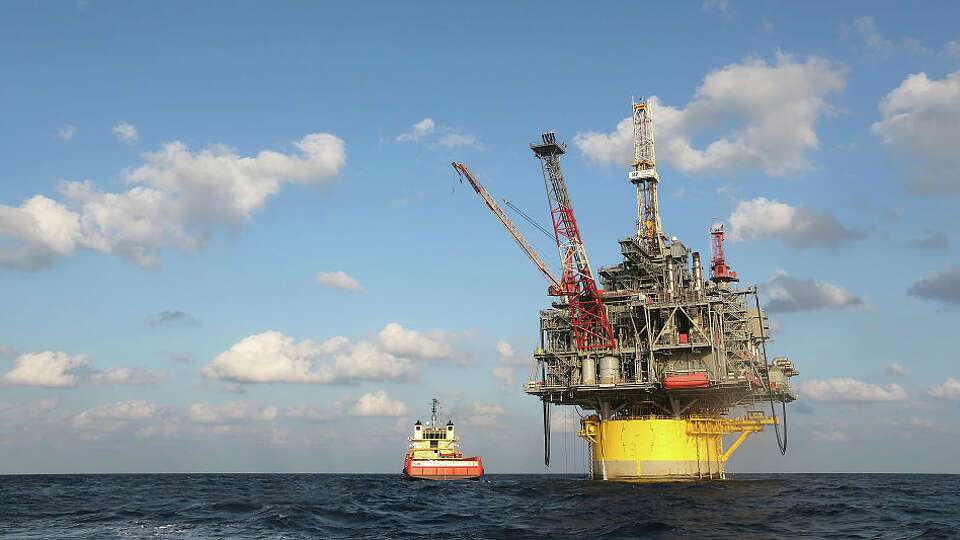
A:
<box><xmin>88</xmin><ymin>366</ymin><xmax>166</xmax><ymax>385</ymax></box>
<box><xmin>202</xmin><ymin>322</ymin><xmax>456</xmax><ymax>384</ymax></box>
<box><xmin>112</xmin><ymin>121</ymin><xmax>139</xmax><ymax>144</ymax></box>
<box><xmin>926</xmin><ymin>378</ymin><xmax>960</xmax><ymax>400</ymax></box>
<box><xmin>189</xmin><ymin>401</ymin><xmax>278</xmax><ymax>424</ymax></box>
<box><xmin>872</xmin><ymin>70</ymin><xmax>960</xmax><ymax>194</ymax></box>
<box><xmin>494</xmin><ymin>340</ymin><xmax>529</xmax><ymax>366</ymax></box>
<box><xmin>316</xmin><ymin>270</ymin><xmax>364</xmax><ymax>292</ymax></box>
<box><xmin>800</xmin><ymin>378</ymin><xmax>908</xmax><ymax>403</ymax></box>
<box><xmin>437</xmin><ymin>134</ymin><xmax>476</xmax><ymax>148</ymax></box>
<box><xmin>345</xmin><ymin>389</ymin><xmax>408</xmax><ymax>417</ymax></box>
<box><xmin>575</xmin><ymin>51</ymin><xmax>846</xmax><ymax>177</ymax></box>
<box><xmin>907</xmin><ymin>265</ymin><xmax>960</xmax><ymax>305</ymax></box>
<box><xmin>492</xmin><ymin>366</ymin><xmax>514</xmax><ymax>385</ymax></box>
<box><xmin>73</xmin><ymin>400</ymin><xmax>167</xmax><ymax>428</ymax></box>
<box><xmin>763</xmin><ymin>270</ymin><xmax>864</xmax><ymax>313</ymax></box>
<box><xmin>71</xmin><ymin>400</ymin><xmax>174</xmax><ymax>439</ymax></box>
<box><xmin>852</xmin><ymin>16</ymin><xmax>892</xmax><ymax>49</ymax></box>
<box><xmin>396</xmin><ymin>118</ymin><xmax>477</xmax><ymax>148</ymax></box>
<box><xmin>0</xmin><ymin>398</ymin><xmax>60</xmax><ymax>428</ymax></box>
<box><xmin>377</xmin><ymin>323</ymin><xmax>452</xmax><ymax>361</ymax></box>
<box><xmin>283</xmin><ymin>403</ymin><xmax>334</xmax><ymax>422</ymax></box>
<box><xmin>396</xmin><ymin>118</ymin><xmax>435</xmax><ymax>141</ymax></box>
<box><xmin>58</xmin><ymin>124</ymin><xmax>76</xmax><ymax>141</ymax></box>
<box><xmin>1</xmin><ymin>351</ymin><xmax>90</xmax><ymax>387</ymax></box>
<box><xmin>726</xmin><ymin>197</ymin><xmax>864</xmax><ymax>248</ymax></box>
<box><xmin>465</xmin><ymin>401</ymin><xmax>507</xmax><ymax>427</ymax></box>
<box><xmin>147</xmin><ymin>309</ymin><xmax>200</xmax><ymax>327</ymax></box>
<box><xmin>0</xmin><ymin>133</ymin><xmax>346</xmax><ymax>271</ymax></box>
<box><xmin>887</xmin><ymin>363</ymin><xmax>909</xmax><ymax>377</ymax></box>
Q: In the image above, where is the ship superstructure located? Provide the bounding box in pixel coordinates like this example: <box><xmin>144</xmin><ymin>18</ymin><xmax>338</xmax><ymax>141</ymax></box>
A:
<box><xmin>455</xmin><ymin>99</ymin><xmax>799</xmax><ymax>480</ymax></box>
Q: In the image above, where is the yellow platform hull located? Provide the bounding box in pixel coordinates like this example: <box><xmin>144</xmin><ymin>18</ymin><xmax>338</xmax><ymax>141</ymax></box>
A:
<box><xmin>577</xmin><ymin>415</ymin><xmax>773</xmax><ymax>480</ymax></box>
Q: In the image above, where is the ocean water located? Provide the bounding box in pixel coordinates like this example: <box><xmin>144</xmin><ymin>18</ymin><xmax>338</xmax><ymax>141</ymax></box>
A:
<box><xmin>1</xmin><ymin>473</ymin><xmax>957</xmax><ymax>538</ymax></box>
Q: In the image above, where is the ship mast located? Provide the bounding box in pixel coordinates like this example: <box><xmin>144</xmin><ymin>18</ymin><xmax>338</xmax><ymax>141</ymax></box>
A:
<box><xmin>430</xmin><ymin>398</ymin><xmax>439</xmax><ymax>428</ymax></box>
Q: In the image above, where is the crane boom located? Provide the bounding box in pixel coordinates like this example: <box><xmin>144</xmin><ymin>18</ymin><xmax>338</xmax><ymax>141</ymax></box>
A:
<box><xmin>452</xmin><ymin>162</ymin><xmax>561</xmax><ymax>290</ymax></box>
<box><xmin>531</xmin><ymin>132</ymin><xmax>616</xmax><ymax>350</ymax></box>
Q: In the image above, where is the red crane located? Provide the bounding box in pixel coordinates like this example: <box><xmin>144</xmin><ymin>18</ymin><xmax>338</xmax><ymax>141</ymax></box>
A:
<box><xmin>710</xmin><ymin>222</ymin><xmax>739</xmax><ymax>283</ymax></box>
<box><xmin>531</xmin><ymin>132</ymin><xmax>616</xmax><ymax>350</ymax></box>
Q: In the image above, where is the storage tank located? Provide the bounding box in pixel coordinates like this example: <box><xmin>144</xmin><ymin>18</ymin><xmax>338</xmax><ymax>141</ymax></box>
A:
<box><xmin>599</xmin><ymin>356</ymin><xmax>620</xmax><ymax>384</ymax></box>
<box><xmin>581</xmin><ymin>357</ymin><xmax>596</xmax><ymax>385</ymax></box>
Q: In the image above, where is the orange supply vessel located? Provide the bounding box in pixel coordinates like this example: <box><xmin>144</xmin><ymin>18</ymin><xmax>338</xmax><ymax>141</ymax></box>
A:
<box><xmin>402</xmin><ymin>399</ymin><xmax>484</xmax><ymax>480</ymax></box>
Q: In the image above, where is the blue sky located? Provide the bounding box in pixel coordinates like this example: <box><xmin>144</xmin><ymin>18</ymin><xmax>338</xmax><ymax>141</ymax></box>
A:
<box><xmin>1</xmin><ymin>1</ymin><xmax>959</xmax><ymax>473</ymax></box>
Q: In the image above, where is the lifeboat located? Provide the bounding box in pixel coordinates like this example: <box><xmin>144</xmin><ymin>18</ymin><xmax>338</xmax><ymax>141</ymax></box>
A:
<box><xmin>663</xmin><ymin>372</ymin><xmax>710</xmax><ymax>389</ymax></box>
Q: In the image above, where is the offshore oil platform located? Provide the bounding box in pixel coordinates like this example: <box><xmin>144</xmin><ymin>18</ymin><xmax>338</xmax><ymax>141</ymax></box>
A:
<box><xmin>453</xmin><ymin>100</ymin><xmax>798</xmax><ymax>480</ymax></box>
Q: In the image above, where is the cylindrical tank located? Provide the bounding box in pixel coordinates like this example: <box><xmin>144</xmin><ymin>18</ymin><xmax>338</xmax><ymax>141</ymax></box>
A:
<box><xmin>581</xmin><ymin>357</ymin><xmax>596</xmax><ymax>385</ymax></box>
<box><xmin>664</xmin><ymin>255</ymin><xmax>675</xmax><ymax>297</ymax></box>
<box><xmin>692</xmin><ymin>252</ymin><xmax>703</xmax><ymax>295</ymax></box>
<box><xmin>599</xmin><ymin>355</ymin><xmax>619</xmax><ymax>384</ymax></box>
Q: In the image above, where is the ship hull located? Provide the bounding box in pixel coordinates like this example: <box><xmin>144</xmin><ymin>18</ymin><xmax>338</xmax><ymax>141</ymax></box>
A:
<box><xmin>402</xmin><ymin>457</ymin><xmax>484</xmax><ymax>480</ymax></box>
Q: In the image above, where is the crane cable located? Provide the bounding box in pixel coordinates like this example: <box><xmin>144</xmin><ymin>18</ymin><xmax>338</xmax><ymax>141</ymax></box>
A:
<box><xmin>754</xmin><ymin>289</ymin><xmax>788</xmax><ymax>455</ymax></box>
<box><xmin>503</xmin><ymin>199</ymin><xmax>554</xmax><ymax>240</ymax></box>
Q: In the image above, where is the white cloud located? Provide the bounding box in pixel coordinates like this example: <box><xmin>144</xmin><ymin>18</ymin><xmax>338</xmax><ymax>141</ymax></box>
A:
<box><xmin>189</xmin><ymin>401</ymin><xmax>278</xmax><ymax>424</ymax></box>
<box><xmin>494</xmin><ymin>340</ymin><xmax>529</xmax><ymax>366</ymax></box>
<box><xmin>871</xmin><ymin>70</ymin><xmax>960</xmax><ymax>194</ymax></box>
<box><xmin>0</xmin><ymin>133</ymin><xmax>346</xmax><ymax>270</ymax></box>
<box><xmin>1</xmin><ymin>351</ymin><xmax>89</xmax><ymax>387</ymax></box>
<box><xmin>886</xmin><ymin>363</ymin><xmax>909</xmax><ymax>377</ymax></box>
<box><xmin>113</xmin><ymin>121</ymin><xmax>139</xmax><ymax>144</ymax></box>
<box><xmin>316</xmin><ymin>270</ymin><xmax>364</xmax><ymax>292</ymax></box>
<box><xmin>58</xmin><ymin>124</ymin><xmax>76</xmax><ymax>141</ymax></box>
<box><xmin>73</xmin><ymin>400</ymin><xmax>167</xmax><ymax>428</ymax></box>
<box><xmin>726</xmin><ymin>197</ymin><xmax>863</xmax><ymax>248</ymax></box>
<box><xmin>763</xmin><ymin>270</ymin><xmax>864</xmax><ymax>313</ymax></box>
<box><xmin>201</xmin><ymin>324</ymin><xmax>442</xmax><ymax>384</ymax></box>
<box><xmin>465</xmin><ymin>401</ymin><xmax>507</xmax><ymax>427</ymax></box>
<box><xmin>396</xmin><ymin>118</ymin><xmax>435</xmax><ymax>141</ymax></box>
<box><xmin>492</xmin><ymin>365</ymin><xmax>514</xmax><ymax>385</ymax></box>
<box><xmin>907</xmin><ymin>265</ymin><xmax>960</xmax><ymax>305</ymax></box>
<box><xmin>0</xmin><ymin>398</ymin><xmax>60</xmax><ymax>428</ymax></box>
<box><xmin>346</xmin><ymin>389</ymin><xmax>408</xmax><ymax>417</ymax></box>
<box><xmin>89</xmin><ymin>366</ymin><xmax>166</xmax><ymax>385</ymax></box>
<box><xmin>71</xmin><ymin>400</ymin><xmax>173</xmax><ymax>439</ymax></box>
<box><xmin>575</xmin><ymin>51</ymin><xmax>846</xmax><ymax>177</ymax></box>
<box><xmin>283</xmin><ymin>404</ymin><xmax>334</xmax><ymax>422</ymax></box>
<box><xmin>852</xmin><ymin>17</ymin><xmax>892</xmax><ymax>49</ymax></box>
<box><xmin>378</xmin><ymin>323</ymin><xmax>451</xmax><ymax>360</ymax></box>
<box><xmin>437</xmin><ymin>134</ymin><xmax>476</xmax><ymax>148</ymax></box>
<box><xmin>800</xmin><ymin>378</ymin><xmax>908</xmax><ymax>403</ymax></box>
<box><xmin>396</xmin><ymin>118</ymin><xmax>477</xmax><ymax>148</ymax></box>
<box><xmin>926</xmin><ymin>378</ymin><xmax>960</xmax><ymax>400</ymax></box>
